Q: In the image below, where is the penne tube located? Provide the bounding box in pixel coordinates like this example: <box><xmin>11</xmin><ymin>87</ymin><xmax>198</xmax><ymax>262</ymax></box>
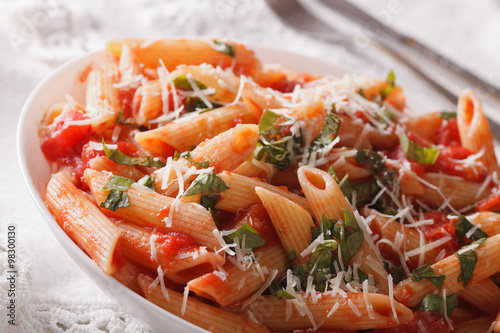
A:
<box><xmin>457</xmin><ymin>89</ymin><xmax>500</xmax><ymax>174</ymax></box>
<box><xmin>297</xmin><ymin>166</ymin><xmax>389</xmax><ymax>293</ymax></box>
<box><xmin>112</xmin><ymin>261</ymin><xmax>143</xmax><ymax>295</ymax></box>
<box><xmin>107</xmin><ymin>38</ymin><xmax>262</xmax><ymax>79</ymax></box>
<box><xmin>363</xmin><ymin>208</ymin><xmax>440</xmax><ymax>269</ymax></box>
<box><xmin>117</xmin><ymin>222</ymin><xmax>224</xmax><ymax>284</ymax></box>
<box><xmin>216</xmin><ymin>171</ymin><xmax>312</xmax><ymax>215</ymax></box>
<box><xmin>132</xmin><ymin>80</ymin><xmax>162</xmax><ymax>125</ymax></box>
<box><xmin>188</xmin><ymin>243</ymin><xmax>287</xmax><ymax>307</ymax></box>
<box><xmin>189</xmin><ymin>124</ymin><xmax>259</xmax><ymax>173</ymax></box>
<box><xmin>401</xmin><ymin>111</ymin><xmax>443</xmax><ymax>142</ymax></box>
<box><xmin>232</xmin><ymin>155</ymin><xmax>276</xmax><ymax>181</ymax></box>
<box><xmin>45</xmin><ymin>172</ymin><xmax>123</xmax><ymax>275</ymax></box>
<box><xmin>394</xmin><ymin>233</ymin><xmax>500</xmax><ymax>308</ymax></box>
<box><xmin>455</xmin><ymin>317</ymin><xmax>495</xmax><ymax>333</ymax></box>
<box><xmin>415</xmin><ymin>172</ymin><xmax>492</xmax><ymax>210</ymax></box>
<box><xmin>458</xmin><ymin>278</ymin><xmax>500</xmax><ymax>316</ymax></box>
<box><xmin>138</xmin><ymin>274</ymin><xmax>270</xmax><ymax>333</ymax></box>
<box><xmin>135</xmin><ymin>104</ymin><xmax>259</xmax><ymax>156</ymax></box>
<box><xmin>468</xmin><ymin>211</ymin><xmax>500</xmax><ymax>236</ymax></box>
<box><xmin>255</xmin><ymin>187</ymin><xmax>315</xmax><ymax>263</ymax></box>
<box><xmin>84</xmin><ymin>169</ymin><xmax>220</xmax><ymax>250</ymax></box>
<box><xmin>85</xmin><ymin>63</ymin><xmax>121</xmax><ymax>135</ymax></box>
<box><xmin>88</xmin><ymin>156</ymin><xmax>146</xmax><ymax>181</ymax></box>
<box><xmin>246</xmin><ymin>292</ymin><xmax>412</xmax><ymax>330</ymax></box>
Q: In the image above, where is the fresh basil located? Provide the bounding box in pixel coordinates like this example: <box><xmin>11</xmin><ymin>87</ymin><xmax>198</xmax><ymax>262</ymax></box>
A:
<box><xmin>116</xmin><ymin>111</ymin><xmax>150</xmax><ymax>131</ymax></box>
<box><xmin>102</xmin><ymin>139</ymin><xmax>165</xmax><ymax>168</ymax></box>
<box><xmin>456</xmin><ymin>238</ymin><xmax>486</xmax><ymax>288</ymax></box>
<box><xmin>287</xmin><ymin>249</ymin><xmax>297</xmax><ymax>262</ymax></box>
<box><xmin>338</xmin><ymin>175</ymin><xmax>353</xmax><ymax>201</ymax></box>
<box><xmin>327</xmin><ymin>165</ymin><xmax>339</xmax><ymax>182</ymax></box>
<box><xmin>178</xmin><ymin>150</ymin><xmax>209</xmax><ymax>169</ymax></box>
<box><xmin>137</xmin><ymin>174</ymin><xmax>155</xmax><ymax>191</ymax></box>
<box><xmin>185</xmin><ymin>97</ymin><xmax>222</xmax><ymax>112</ymax></box>
<box><xmin>100</xmin><ymin>189</ymin><xmax>130</xmax><ymax>211</ymax></box>
<box><xmin>101</xmin><ymin>175</ymin><xmax>134</xmax><ymax>191</ymax></box>
<box><xmin>355</xmin><ymin>149</ymin><xmax>397</xmax><ymax>186</ymax></box>
<box><xmin>223</xmin><ymin>223</ymin><xmax>267</xmax><ymax>250</ymax></box>
<box><xmin>441</xmin><ymin>111</ymin><xmax>457</xmax><ymax>120</ymax></box>
<box><xmin>392</xmin><ymin>266</ymin><xmax>407</xmax><ymax>285</ymax></box>
<box><xmin>182</xmin><ymin>173</ymin><xmax>229</xmax><ymax>197</ymax></box>
<box><xmin>269</xmin><ymin>282</ymin><xmax>295</xmax><ymax>299</ymax></box>
<box><xmin>200</xmin><ymin>194</ymin><xmax>220</xmax><ymax>211</ymax></box>
<box><xmin>314</xmin><ymin>113</ymin><xmax>341</xmax><ymax>147</ymax></box>
<box><xmin>453</xmin><ymin>216</ymin><xmax>489</xmax><ymax>244</ymax></box>
<box><xmin>173</xmin><ymin>75</ymin><xmax>207</xmax><ymax>91</ymax></box>
<box><xmin>255</xmin><ymin>109</ymin><xmax>294</xmax><ymax>170</ymax></box>
<box><xmin>212</xmin><ymin>40</ymin><xmax>236</xmax><ymax>58</ymax></box>
<box><xmin>380</xmin><ymin>70</ymin><xmax>395</xmax><ymax>99</ymax></box>
<box><xmin>409</xmin><ymin>263</ymin><xmax>446</xmax><ymax>290</ymax></box>
<box><xmin>420</xmin><ymin>293</ymin><xmax>457</xmax><ymax>317</ymax></box>
<box><xmin>399</xmin><ymin>132</ymin><xmax>440</xmax><ymax>165</ymax></box>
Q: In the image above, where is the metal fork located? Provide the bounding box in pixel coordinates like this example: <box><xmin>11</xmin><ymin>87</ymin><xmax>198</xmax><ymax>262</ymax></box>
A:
<box><xmin>265</xmin><ymin>0</ymin><xmax>500</xmax><ymax>132</ymax></box>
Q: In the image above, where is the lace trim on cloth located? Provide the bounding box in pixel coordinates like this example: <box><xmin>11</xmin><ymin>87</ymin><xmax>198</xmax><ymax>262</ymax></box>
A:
<box><xmin>0</xmin><ymin>239</ymin><xmax>151</xmax><ymax>333</ymax></box>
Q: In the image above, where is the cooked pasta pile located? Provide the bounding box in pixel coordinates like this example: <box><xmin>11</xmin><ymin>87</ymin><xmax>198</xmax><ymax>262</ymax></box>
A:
<box><xmin>40</xmin><ymin>38</ymin><xmax>500</xmax><ymax>333</ymax></box>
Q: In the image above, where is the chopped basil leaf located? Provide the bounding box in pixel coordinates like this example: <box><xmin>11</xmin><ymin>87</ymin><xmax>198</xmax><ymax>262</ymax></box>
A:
<box><xmin>409</xmin><ymin>263</ymin><xmax>446</xmax><ymax>289</ymax></box>
<box><xmin>173</xmin><ymin>75</ymin><xmax>207</xmax><ymax>91</ymax></box>
<box><xmin>420</xmin><ymin>293</ymin><xmax>457</xmax><ymax>317</ymax></box>
<box><xmin>269</xmin><ymin>282</ymin><xmax>295</xmax><ymax>300</ymax></box>
<box><xmin>101</xmin><ymin>175</ymin><xmax>134</xmax><ymax>191</ymax></box>
<box><xmin>102</xmin><ymin>139</ymin><xmax>165</xmax><ymax>168</ymax></box>
<box><xmin>338</xmin><ymin>175</ymin><xmax>353</xmax><ymax>201</ymax></box>
<box><xmin>223</xmin><ymin>223</ymin><xmax>267</xmax><ymax>250</ymax></box>
<box><xmin>100</xmin><ymin>189</ymin><xmax>130</xmax><ymax>211</ymax></box>
<box><xmin>212</xmin><ymin>40</ymin><xmax>236</xmax><ymax>58</ymax></box>
<box><xmin>200</xmin><ymin>194</ymin><xmax>220</xmax><ymax>211</ymax></box>
<box><xmin>255</xmin><ymin>109</ymin><xmax>294</xmax><ymax>170</ymax></box>
<box><xmin>315</xmin><ymin>113</ymin><xmax>341</xmax><ymax>147</ymax></box>
<box><xmin>453</xmin><ymin>216</ymin><xmax>489</xmax><ymax>244</ymax></box>
<box><xmin>356</xmin><ymin>149</ymin><xmax>386</xmax><ymax>173</ymax></box>
<box><xmin>327</xmin><ymin>165</ymin><xmax>339</xmax><ymax>182</ymax></box>
<box><xmin>352</xmin><ymin>181</ymin><xmax>379</xmax><ymax>204</ymax></box>
<box><xmin>182</xmin><ymin>173</ymin><xmax>229</xmax><ymax>197</ymax></box>
<box><xmin>380</xmin><ymin>70</ymin><xmax>396</xmax><ymax>99</ymax></box>
<box><xmin>456</xmin><ymin>238</ymin><xmax>486</xmax><ymax>288</ymax></box>
<box><xmin>208</xmin><ymin>208</ymin><xmax>219</xmax><ymax>230</ymax></box>
<box><xmin>287</xmin><ymin>249</ymin><xmax>297</xmax><ymax>262</ymax></box>
<box><xmin>185</xmin><ymin>97</ymin><xmax>222</xmax><ymax>112</ymax></box>
<box><xmin>392</xmin><ymin>266</ymin><xmax>407</xmax><ymax>285</ymax></box>
<box><xmin>116</xmin><ymin>111</ymin><xmax>150</xmax><ymax>131</ymax></box>
<box><xmin>179</xmin><ymin>151</ymin><xmax>210</xmax><ymax>169</ymax></box>
<box><xmin>343</xmin><ymin>209</ymin><xmax>359</xmax><ymax>230</ymax></box>
<box><xmin>137</xmin><ymin>174</ymin><xmax>155</xmax><ymax>190</ymax></box>
<box><xmin>441</xmin><ymin>111</ymin><xmax>457</xmax><ymax>120</ymax></box>
<box><xmin>399</xmin><ymin>132</ymin><xmax>440</xmax><ymax>165</ymax></box>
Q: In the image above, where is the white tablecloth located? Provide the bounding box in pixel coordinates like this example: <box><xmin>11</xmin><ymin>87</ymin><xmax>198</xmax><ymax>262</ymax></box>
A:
<box><xmin>1</xmin><ymin>0</ymin><xmax>499</xmax><ymax>332</ymax></box>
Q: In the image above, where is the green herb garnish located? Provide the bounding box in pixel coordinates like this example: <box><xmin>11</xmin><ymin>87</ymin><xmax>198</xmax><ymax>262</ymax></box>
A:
<box><xmin>409</xmin><ymin>263</ymin><xmax>446</xmax><ymax>290</ymax></box>
<box><xmin>102</xmin><ymin>139</ymin><xmax>165</xmax><ymax>168</ymax></box>
<box><xmin>399</xmin><ymin>132</ymin><xmax>440</xmax><ymax>165</ymax></box>
<box><xmin>420</xmin><ymin>293</ymin><xmax>457</xmax><ymax>317</ymax></box>
<box><xmin>223</xmin><ymin>223</ymin><xmax>267</xmax><ymax>250</ymax></box>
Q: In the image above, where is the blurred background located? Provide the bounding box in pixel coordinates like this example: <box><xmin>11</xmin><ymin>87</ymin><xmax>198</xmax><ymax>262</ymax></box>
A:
<box><xmin>1</xmin><ymin>0</ymin><xmax>499</xmax><ymax>332</ymax></box>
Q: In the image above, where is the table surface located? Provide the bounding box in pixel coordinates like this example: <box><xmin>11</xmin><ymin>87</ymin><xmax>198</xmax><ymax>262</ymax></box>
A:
<box><xmin>1</xmin><ymin>0</ymin><xmax>499</xmax><ymax>332</ymax></box>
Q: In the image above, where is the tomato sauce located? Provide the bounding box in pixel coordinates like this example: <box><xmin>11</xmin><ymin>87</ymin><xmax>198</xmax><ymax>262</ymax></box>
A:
<box><xmin>418</xmin><ymin>211</ymin><xmax>459</xmax><ymax>256</ymax></box>
<box><xmin>371</xmin><ymin>311</ymin><xmax>453</xmax><ymax>333</ymax></box>
<box><xmin>41</xmin><ymin>110</ymin><xmax>94</xmax><ymax>161</ymax></box>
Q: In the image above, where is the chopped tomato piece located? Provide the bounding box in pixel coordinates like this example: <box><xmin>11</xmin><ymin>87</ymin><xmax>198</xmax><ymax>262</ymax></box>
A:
<box><xmin>476</xmin><ymin>189</ymin><xmax>500</xmax><ymax>211</ymax></box>
<box><xmin>418</xmin><ymin>211</ymin><xmax>459</xmax><ymax>255</ymax></box>
<box><xmin>432</xmin><ymin>118</ymin><xmax>461</xmax><ymax>146</ymax></box>
<box><xmin>41</xmin><ymin>110</ymin><xmax>93</xmax><ymax>161</ymax></box>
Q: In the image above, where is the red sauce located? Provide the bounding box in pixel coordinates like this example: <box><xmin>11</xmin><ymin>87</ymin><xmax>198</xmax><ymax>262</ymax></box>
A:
<box><xmin>158</xmin><ymin>233</ymin><xmax>193</xmax><ymax>259</ymax></box>
<box><xmin>428</xmin><ymin>146</ymin><xmax>487</xmax><ymax>182</ymax></box>
<box><xmin>476</xmin><ymin>189</ymin><xmax>500</xmax><ymax>211</ymax></box>
<box><xmin>418</xmin><ymin>211</ymin><xmax>459</xmax><ymax>255</ymax></box>
<box><xmin>371</xmin><ymin>311</ymin><xmax>453</xmax><ymax>333</ymax></box>
<box><xmin>41</xmin><ymin>110</ymin><xmax>93</xmax><ymax>161</ymax></box>
<box><xmin>432</xmin><ymin>119</ymin><xmax>461</xmax><ymax>146</ymax></box>
<box><xmin>266</xmin><ymin>77</ymin><xmax>300</xmax><ymax>93</ymax></box>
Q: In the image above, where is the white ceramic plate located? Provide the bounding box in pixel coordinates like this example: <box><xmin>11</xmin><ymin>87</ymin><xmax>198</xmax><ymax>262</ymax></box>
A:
<box><xmin>17</xmin><ymin>44</ymin><xmax>350</xmax><ymax>333</ymax></box>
